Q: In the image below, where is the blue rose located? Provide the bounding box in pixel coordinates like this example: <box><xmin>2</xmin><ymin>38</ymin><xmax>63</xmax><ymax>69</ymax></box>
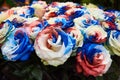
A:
<box><xmin>1</xmin><ymin>28</ymin><xmax>34</xmax><ymax>61</ymax></box>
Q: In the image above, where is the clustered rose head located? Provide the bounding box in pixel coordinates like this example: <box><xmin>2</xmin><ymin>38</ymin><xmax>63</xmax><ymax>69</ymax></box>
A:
<box><xmin>0</xmin><ymin>0</ymin><xmax>120</xmax><ymax>77</ymax></box>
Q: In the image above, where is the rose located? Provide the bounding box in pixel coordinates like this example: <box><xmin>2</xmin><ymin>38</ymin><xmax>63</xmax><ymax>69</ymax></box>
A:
<box><xmin>47</xmin><ymin>16</ymin><xmax>74</xmax><ymax>29</ymax></box>
<box><xmin>23</xmin><ymin>20</ymin><xmax>48</xmax><ymax>39</ymax></box>
<box><xmin>0</xmin><ymin>20</ymin><xmax>15</xmax><ymax>46</ymax></box>
<box><xmin>34</xmin><ymin>27</ymin><xmax>75</xmax><ymax>66</ymax></box>
<box><xmin>74</xmin><ymin>14</ymin><xmax>99</xmax><ymax>29</ymax></box>
<box><xmin>31</xmin><ymin>1</ymin><xmax>47</xmax><ymax>20</ymax></box>
<box><xmin>107</xmin><ymin>30</ymin><xmax>120</xmax><ymax>56</ymax></box>
<box><xmin>43</xmin><ymin>2</ymin><xmax>81</xmax><ymax>20</ymax></box>
<box><xmin>108</xmin><ymin>11</ymin><xmax>120</xmax><ymax>30</ymax></box>
<box><xmin>101</xmin><ymin>11</ymin><xmax>116</xmax><ymax>30</ymax></box>
<box><xmin>65</xmin><ymin>27</ymin><xmax>83</xmax><ymax>48</ymax></box>
<box><xmin>85</xmin><ymin>25</ymin><xmax>107</xmax><ymax>43</ymax></box>
<box><xmin>1</xmin><ymin>28</ymin><xmax>34</xmax><ymax>61</ymax></box>
<box><xmin>76</xmin><ymin>43</ymin><xmax>112</xmax><ymax>77</ymax></box>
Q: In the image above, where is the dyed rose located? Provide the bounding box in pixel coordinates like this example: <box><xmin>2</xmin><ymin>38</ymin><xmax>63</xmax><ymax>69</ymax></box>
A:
<box><xmin>34</xmin><ymin>27</ymin><xmax>75</xmax><ymax>66</ymax></box>
<box><xmin>1</xmin><ymin>28</ymin><xmax>34</xmax><ymax>61</ymax></box>
<box><xmin>85</xmin><ymin>25</ymin><xmax>107</xmax><ymax>43</ymax></box>
<box><xmin>43</xmin><ymin>2</ymin><xmax>62</xmax><ymax>20</ymax></box>
<box><xmin>76</xmin><ymin>43</ymin><xmax>112</xmax><ymax>77</ymax></box>
<box><xmin>101</xmin><ymin>12</ymin><xmax>116</xmax><ymax>30</ymax></box>
<box><xmin>23</xmin><ymin>20</ymin><xmax>48</xmax><ymax>39</ymax></box>
<box><xmin>65</xmin><ymin>27</ymin><xmax>83</xmax><ymax>48</ymax></box>
<box><xmin>74</xmin><ymin>14</ymin><xmax>99</xmax><ymax>29</ymax></box>
<box><xmin>31</xmin><ymin>1</ymin><xmax>47</xmax><ymax>20</ymax></box>
<box><xmin>47</xmin><ymin>16</ymin><xmax>74</xmax><ymax>29</ymax></box>
<box><xmin>107</xmin><ymin>30</ymin><xmax>120</xmax><ymax>56</ymax></box>
<box><xmin>43</xmin><ymin>3</ymin><xmax>69</xmax><ymax>20</ymax></box>
<box><xmin>49</xmin><ymin>1</ymin><xmax>82</xmax><ymax>16</ymax></box>
<box><xmin>44</xmin><ymin>2</ymin><xmax>79</xmax><ymax>19</ymax></box>
<box><xmin>0</xmin><ymin>20</ymin><xmax>15</xmax><ymax>46</ymax></box>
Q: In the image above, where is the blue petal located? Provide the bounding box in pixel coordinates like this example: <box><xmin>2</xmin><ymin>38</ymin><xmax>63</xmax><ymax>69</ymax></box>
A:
<box><xmin>13</xmin><ymin>32</ymin><xmax>29</xmax><ymax>54</ymax></box>
<box><xmin>77</xmin><ymin>43</ymin><xmax>103</xmax><ymax>64</ymax></box>
<box><xmin>52</xmin><ymin>34</ymin><xmax>57</xmax><ymax>43</ymax></box>
<box><xmin>57</xmin><ymin>6</ymin><xmax>67</xmax><ymax>15</ymax></box>
<box><xmin>112</xmin><ymin>30</ymin><xmax>120</xmax><ymax>39</ymax></box>
<box><xmin>56</xmin><ymin>29</ymin><xmax>74</xmax><ymax>54</ymax></box>
<box><xmin>69</xmin><ymin>10</ymin><xmax>84</xmax><ymax>20</ymax></box>
<box><xmin>12</xmin><ymin>45</ymin><xmax>33</xmax><ymax>61</ymax></box>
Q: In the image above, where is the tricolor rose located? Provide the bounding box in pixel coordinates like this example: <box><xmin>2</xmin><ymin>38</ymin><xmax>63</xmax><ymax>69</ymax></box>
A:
<box><xmin>34</xmin><ymin>27</ymin><xmax>75</xmax><ymax>66</ymax></box>
<box><xmin>85</xmin><ymin>25</ymin><xmax>107</xmax><ymax>43</ymax></box>
<box><xmin>1</xmin><ymin>28</ymin><xmax>34</xmax><ymax>61</ymax></box>
<box><xmin>101</xmin><ymin>11</ymin><xmax>116</xmax><ymax>30</ymax></box>
<box><xmin>65</xmin><ymin>27</ymin><xmax>83</xmax><ymax>48</ymax></box>
<box><xmin>23</xmin><ymin>20</ymin><xmax>48</xmax><ymax>39</ymax></box>
<box><xmin>74</xmin><ymin>14</ymin><xmax>99</xmax><ymax>29</ymax></box>
<box><xmin>76</xmin><ymin>43</ymin><xmax>112</xmax><ymax>77</ymax></box>
<box><xmin>31</xmin><ymin>1</ymin><xmax>47</xmax><ymax>20</ymax></box>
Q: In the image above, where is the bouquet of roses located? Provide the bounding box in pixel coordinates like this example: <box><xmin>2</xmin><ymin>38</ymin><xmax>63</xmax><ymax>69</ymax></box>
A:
<box><xmin>0</xmin><ymin>1</ymin><xmax>120</xmax><ymax>79</ymax></box>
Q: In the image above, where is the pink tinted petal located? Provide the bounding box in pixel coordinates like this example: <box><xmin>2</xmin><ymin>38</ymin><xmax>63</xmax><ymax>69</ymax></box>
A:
<box><xmin>93</xmin><ymin>54</ymin><xmax>104</xmax><ymax>65</ymax></box>
<box><xmin>23</xmin><ymin>20</ymin><xmax>40</xmax><ymax>35</ymax></box>
<box><xmin>76</xmin><ymin>53</ymin><xmax>105</xmax><ymax>77</ymax></box>
<box><xmin>66</xmin><ymin>27</ymin><xmax>79</xmax><ymax>38</ymax></box>
<box><xmin>94</xmin><ymin>32</ymin><xmax>107</xmax><ymax>43</ymax></box>
<box><xmin>76</xmin><ymin>62</ymin><xmax>83</xmax><ymax>73</ymax></box>
<box><xmin>7</xmin><ymin>9</ymin><xmax>14</xmax><ymax>16</ymax></box>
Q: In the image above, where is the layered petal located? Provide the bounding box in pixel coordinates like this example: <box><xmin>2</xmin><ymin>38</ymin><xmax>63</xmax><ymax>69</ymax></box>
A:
<box><xmin>107</xmin><ymin>30</ymin><xmax>120</xmax><ymax>56</ymax></box>
<box><xmin>76</xmin><ymin>43</ymin><xmax>112</xmax><ymax>77</ymax></box>
<box><xmin>0</xmin><ymin>20</ymin><xmax>15</xmax><ymax>46</ymax></box>
<box><xmin>1</xmin><ymin>28</ymin><xmax>34</xmax><ymax>61</ymax></box>
<box><xmin>34</xmin><ymin>27</ymin><xmax>75</xmax><ymax>66</ymax></box>
<box><xmin>85</xmin><ymin>25</ymin><xmax>107</xmax><ymax>43</ymax></box>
